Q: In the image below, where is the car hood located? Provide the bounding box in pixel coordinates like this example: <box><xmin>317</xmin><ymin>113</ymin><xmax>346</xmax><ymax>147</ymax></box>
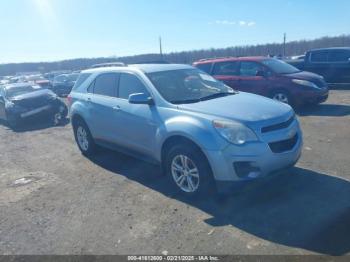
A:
<box><xmin>283</xmin><ymin>70</ymin><xmax>323</xmax><ymax>81</ymax></box>
<box><xmin>178</xmin><ymin>92</ymin><xmax>293</xmax><ymax>130</ymax></box>
<box><xmin>10</xmin><ymin>89</ymin><xmax>56</xmax><ymax>109</ymax></box>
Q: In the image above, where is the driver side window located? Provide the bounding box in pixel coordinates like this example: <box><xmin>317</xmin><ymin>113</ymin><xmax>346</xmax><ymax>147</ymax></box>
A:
<box><xmin>118</xmin><ymin>73</ymin><xmax>150</xmax><ymax>99</ymax></box>
<box><xmin>239</xmin><ymin>61</ymin><xmax>264</xmax><ymax>77</ymax></box>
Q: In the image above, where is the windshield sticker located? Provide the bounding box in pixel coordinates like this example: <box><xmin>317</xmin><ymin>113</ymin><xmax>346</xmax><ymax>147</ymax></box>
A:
<box><xmin>199</xmin><ymin>73</ymin><xmax>216</xmax><ymax>82</ymax></box>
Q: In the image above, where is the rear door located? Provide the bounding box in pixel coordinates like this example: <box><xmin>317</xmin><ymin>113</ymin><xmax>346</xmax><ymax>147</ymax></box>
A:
<box><xmin>328</xmin><ymin>50</ymin><xmax>350</xmax><ymax>83</ymax></box>
<box><xmin>87</xmin><ymin>73</ymin><xmax>121</xmax><ymax>143</ymax></box>
<box><xmin>237</xmin><ymin>61</ymin><xmax>270</xmax><ymax>95</ymax></box>
<box><xmin>307</xmin><ymin>50</ymin><xmax>331</xmax><ymax>80</ymax></box>
<box><xmin>211</xmin><ymin>61</ymin><xmax>240</xmax><ymax>90</ymax></box>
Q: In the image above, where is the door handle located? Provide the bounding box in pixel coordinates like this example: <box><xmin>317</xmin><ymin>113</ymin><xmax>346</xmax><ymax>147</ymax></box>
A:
<box><xmin>86</xmin><ymin>97</ymin><xmax>91</xmax><ymax>102</ymax></box>
<box><xmin>113</xmin><ymin>105</ymin><xmax>121</xmax><ymax>111</ymax></box>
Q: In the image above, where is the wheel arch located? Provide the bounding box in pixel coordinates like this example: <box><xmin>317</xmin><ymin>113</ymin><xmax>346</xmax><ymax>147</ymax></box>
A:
<box><xmin>160</xmin><ymin>135</ymin><xmax>213</xmax><ymax>175</ymax></box>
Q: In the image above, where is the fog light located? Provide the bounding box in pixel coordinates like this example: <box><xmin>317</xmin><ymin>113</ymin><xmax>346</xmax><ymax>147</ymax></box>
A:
<box><xmin>233</xmin><ymin>161</ymin><xmax>261</xmax><ymax>178</ymax></box>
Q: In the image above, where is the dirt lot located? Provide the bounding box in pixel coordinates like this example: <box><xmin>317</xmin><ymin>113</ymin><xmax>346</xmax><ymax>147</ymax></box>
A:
<box><xmin>0</xmin><ymin>90</ymin><xmax>349</xmax><ymax>256</ymax></box>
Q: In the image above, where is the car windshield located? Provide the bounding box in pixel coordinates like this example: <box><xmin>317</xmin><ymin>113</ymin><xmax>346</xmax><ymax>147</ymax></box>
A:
<box><xmin>262</xmin><ymin>59</ymin><xmax>300</xmax><ymax>74</ymax></box>
<box><xmin>147</xmin><ymin>69</ymin><xmax>235</xmax><ymax>104</ymax></box>
<box><xmin>6</xmin><ymin>85</ymin><xmax>38</xmax><ymax>98</ymax></box>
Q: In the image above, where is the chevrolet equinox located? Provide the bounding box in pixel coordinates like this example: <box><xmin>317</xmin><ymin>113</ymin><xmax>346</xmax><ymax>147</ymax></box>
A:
<box><xmin>68</xmin><ymin>64</ymin><xmax>303</xmax><ymax>196</ymax></box>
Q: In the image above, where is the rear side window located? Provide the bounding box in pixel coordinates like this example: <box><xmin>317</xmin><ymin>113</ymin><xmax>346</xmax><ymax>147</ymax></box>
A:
<box><xmin>118</xmin><ymin>73</ymin><xmax>149</xmax><ymax>99</ymax></box>
<box><xmin>72</xmin><ymin>73</ymin><xmax>91</xmax><ymax>91</ymax></box>
<box><xmin>328</xmin><ymin>50</ymin><xmax>350</xmax><ymax>62</ymax></box>
<box><xmin>310</xmin><ymin>51</ymin><xmax>329</xmax><ymax>62</ymax></box>
<box><xmin>239</xmin><ymin>61</ymin><xmax>264</xmax><ymax>76</ymax></box>
<box><xmin>212</xmin><ymin>61</ymin><xmax>239</xmax><ymax>76</ymax></box>
<box><xmin>195</xmin><ymin>63</ymin><xmax>213</xmax><ymax>74</ymax></box>
<box><xmin>93</xmin><ymin>73</ymin><xmax>118</xmax><ymax>97</ymax></box>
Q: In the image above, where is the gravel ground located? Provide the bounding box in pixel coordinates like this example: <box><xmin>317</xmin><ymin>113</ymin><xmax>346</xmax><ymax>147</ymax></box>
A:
<box><xmin>0</xmin><ymin>90</ymin><xmax>349</xmax><ymax>255</ymax></box>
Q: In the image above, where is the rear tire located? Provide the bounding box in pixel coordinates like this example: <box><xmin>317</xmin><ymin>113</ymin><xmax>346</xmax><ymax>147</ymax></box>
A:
<box><xmin>73</xmin><ymin>119</ymin><xmax>96</xmax><ymax>156</ymax></box>
<box><xmin>165</xmin><ymin>143</ymin><xmax>215</xmax><ymax>197</ymax></box>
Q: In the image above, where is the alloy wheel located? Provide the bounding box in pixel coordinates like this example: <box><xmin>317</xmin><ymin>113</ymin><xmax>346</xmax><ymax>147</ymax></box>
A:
<box><xmin>171</xmin><ymin>155</ymin><xmax>200</xmax><ymax>193</ymax></box>
<box><xmin>77</xmin><ymin>126</ymin><xmax>89</xmax><ymax>151</ymax></box>
<box><xmin>273</xmin><ymin>93</ymin><xmax>289</xmax><ymax>104</ymax></box>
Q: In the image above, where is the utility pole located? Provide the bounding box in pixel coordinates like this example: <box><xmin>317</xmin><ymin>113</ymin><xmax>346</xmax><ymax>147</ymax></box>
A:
<box><xmin>283</xmin><ymin>33</ymin><xmax>286</xmax><ymax>58</ymax></box>
<box><xmin>159</xmin><ymin>36</ymin><xmax>163</xmax><ymax>59</ymax></box>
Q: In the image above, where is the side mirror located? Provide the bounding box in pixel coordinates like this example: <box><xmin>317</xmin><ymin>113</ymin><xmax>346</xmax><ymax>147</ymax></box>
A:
<box><xmin>256</xmin><ymin>70</ymin><xmax>267</xmax><ymax>77</ymax></box>
<box><xmin>128</xmin><ymin>93</ymin><xmax>154</xmax><ymax>105</ymax></box>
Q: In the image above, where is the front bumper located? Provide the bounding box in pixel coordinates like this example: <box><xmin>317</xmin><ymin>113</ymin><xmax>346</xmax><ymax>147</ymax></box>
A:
<box><xmin>295</xmin><ymin>89</ymin><xmax>329</xmax><ymax>106</ymax></box>
<box><xmin>204</xmin><ymin>122</ymin><xmax>303</xmax><ymax>191</ymax></box>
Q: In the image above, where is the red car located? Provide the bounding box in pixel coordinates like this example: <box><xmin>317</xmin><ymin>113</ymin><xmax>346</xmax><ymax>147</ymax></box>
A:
<box><xmin>193</xmin><ymin>56</ymin><xmax>329</xmax><ymax>107</ymax></box>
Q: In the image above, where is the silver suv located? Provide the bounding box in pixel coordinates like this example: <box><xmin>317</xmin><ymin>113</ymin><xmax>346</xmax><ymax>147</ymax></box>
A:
<box><xmin>68</xmin><ymin>64</ymin><xmax>302</xmax><ymax>196</ymax></box>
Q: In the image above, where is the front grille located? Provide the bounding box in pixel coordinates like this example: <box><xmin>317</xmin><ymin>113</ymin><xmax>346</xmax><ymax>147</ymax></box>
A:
<box><xmin>269</xmin><ymin>133</ymin><xmax>298</xmax><ymax>153</ymax></box>
<box><xmin>261</xmin><ymin>115</ymin><xmax>295</xmax><ymax>133</ymax></box>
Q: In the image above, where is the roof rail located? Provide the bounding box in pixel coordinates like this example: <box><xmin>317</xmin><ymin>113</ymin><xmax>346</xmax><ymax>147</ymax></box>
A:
<box><xmin>91</xmin><ymin>62</ymin><xmax>127</xmax><ymax>68</ymax></box>
<box><xmin>197</xmin><ymin>56</ymin><xmax>238</xmax><ymax>62</ymax></box>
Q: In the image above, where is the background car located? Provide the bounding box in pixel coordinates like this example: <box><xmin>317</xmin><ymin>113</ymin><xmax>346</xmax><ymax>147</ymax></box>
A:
<box><xmin>52</xmin><ymin>73</ymin><xmax>80</xmax><ymax>96</ymax></box>
<box><xmin>0</xmin><ymin>83</ymin><xmax>68</xmax><ymax>128</ymax></box>
<box><xmin>193</xmin><ymin>57</ymin><xmax>329</xmax><ymax>107</ymax></box>
<box><xmin>285</xmin><ymin>47</ymin><xmax>350</xmax><ymax>85</ymax></box>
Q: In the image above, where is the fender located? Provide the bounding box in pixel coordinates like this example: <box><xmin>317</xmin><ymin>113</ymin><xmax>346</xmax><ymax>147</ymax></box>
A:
<box><xmin>154</xmin><ymin>115</ymin><xmax>228</xmax><ymax>162</ymax></box>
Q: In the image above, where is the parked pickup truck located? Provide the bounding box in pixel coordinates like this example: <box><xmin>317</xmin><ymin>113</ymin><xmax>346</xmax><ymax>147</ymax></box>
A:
<box><xmin>286</xmin><ymin>47</ymin><xmax>350</xmax><ymax>85</ymax></box>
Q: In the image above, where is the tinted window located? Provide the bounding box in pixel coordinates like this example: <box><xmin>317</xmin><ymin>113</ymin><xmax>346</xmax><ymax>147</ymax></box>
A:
<box><xmin>195</xmin><ymin>63</ymin><xmax>213</xmax><ymax>74</ymax></box>
<box><xmin>93</xmin><ymin>73</ymin><xmax>118</xmax><ymax>97</ymax></box>
<box><xmin>118</xmin><ymin>73</ymin><xmax>149</xmax><ymax>99</ymax></box>
<box><xmin>212</xmin><ymin>62</ymin><xmax>239</xmax><ymax>76</ymax></box>
<box><xmin>239</xmin><ymin>61</ymin><xmax>264</xmax><ymax>76</ymax></box>
<box><xmin>328</xmin><ymin>50</ymin><xmax>350</xmax><ymax>62</ymax></box>
<box><xmin>311</xmin><ymin>51</ymin><xmax>329</xmax><ymax>62</ymax></box>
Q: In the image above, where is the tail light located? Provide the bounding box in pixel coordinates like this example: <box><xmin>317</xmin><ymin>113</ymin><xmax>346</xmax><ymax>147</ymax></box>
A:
<box><xmin>67</xmin><ymin>95</ymin><xmax>73</xmax><ymax>107</ymax></box>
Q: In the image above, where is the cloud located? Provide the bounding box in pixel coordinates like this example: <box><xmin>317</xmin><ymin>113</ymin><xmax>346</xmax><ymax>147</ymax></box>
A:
<box><xmin>247</xmin><ymin>21</ymin><xmax>256</xmax><ymax>26</ymax></box>
<box><xmin>210</xmin><ymin>20</ymin><xmax>236</xmax><ymax>25</ymax></box>
<box><xmin>209</xmin><ymin>20</ymin><xmax>256</xmax><ymax>27</ymax></box>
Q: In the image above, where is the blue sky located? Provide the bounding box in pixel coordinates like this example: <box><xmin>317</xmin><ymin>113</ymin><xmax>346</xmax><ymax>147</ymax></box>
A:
<box><xmin>0</xmin><ymin>0</ymin><xmax>349</xmax><ymax>63</ymax></box>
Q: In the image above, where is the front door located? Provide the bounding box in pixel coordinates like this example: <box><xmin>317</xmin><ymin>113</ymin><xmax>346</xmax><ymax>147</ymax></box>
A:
<box><xmin>211</xmin><ymin>61</ymin><xmax>240</xmax><ymax>90</ymax></box>
<box><xmin>114</xmin><ymin>72</ymin><xmax>159</xmax><ymax>156</ymax></box>
<box><xmin>237</xmin><ymin>61</ymin><xmax>270</xmax><ymax>95</ymax></box>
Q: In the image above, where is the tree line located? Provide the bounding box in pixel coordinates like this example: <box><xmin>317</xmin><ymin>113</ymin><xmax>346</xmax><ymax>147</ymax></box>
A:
<box><xmin>1</xmin><ymin>34</ymin><xmax>350</xmax><ymax>76</ymax></box>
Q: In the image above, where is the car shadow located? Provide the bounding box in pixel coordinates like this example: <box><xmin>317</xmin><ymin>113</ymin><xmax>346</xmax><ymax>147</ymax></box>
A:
<box><xmin>0</xmin><ymin>117</ymin><xmax>70</xmax><ymax>132</ymax></box>
<box><xmin>328</xmin><ymin>84</ymin><xmax>350</xmax><ymax>90</ymax></box>
<box><xmin>89</xmin><ymin>150</ymin><xmax>350</xmax><ymax>255</ymax></box>
<box><xmin>296</xmin><ymin>104</ymin><xmax>350</xmax><ymax>117</ymax></box>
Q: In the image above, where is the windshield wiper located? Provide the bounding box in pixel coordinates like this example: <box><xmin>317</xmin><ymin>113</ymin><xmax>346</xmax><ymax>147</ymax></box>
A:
<box><xmin>170</xmin><ymin>98</ymin><xmax>201</xmax><ymax>104</ymax></box>
<box><xmin>199</xmin><ymin>92</ymin><xmax>235</xmax><ymax>101</ymax></box>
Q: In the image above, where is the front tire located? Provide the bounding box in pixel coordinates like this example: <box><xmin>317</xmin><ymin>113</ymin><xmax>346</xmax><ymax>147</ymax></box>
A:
<box><xmin>270</xmin><ymin>89</ymin><xmax>293</xmax><ymax>106</ymax></box>
<box><xmin>165</xmin><ymin>144</ymin><xmax>214</xmax><ymax>197</ymax></box>
<box><xmin>73</xmin><ymin>120</ymin><xmax>96</xmax><ymax>156</ymax></box>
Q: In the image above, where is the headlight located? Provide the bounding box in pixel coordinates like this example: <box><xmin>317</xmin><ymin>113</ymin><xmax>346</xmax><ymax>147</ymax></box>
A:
<box><xmin>292</xmin><ymin>79</ymin><xmax>321</xmax><ymax>89</ymax></box>
<box><xmin>213</xmin><ymin>120</ymin><xmax>258</xmax><ymax>145</ymax></box>
<box><xmin>5</xmin><ymin>101</ymin><xmax>15</xmax><ymax>109</ymax></box>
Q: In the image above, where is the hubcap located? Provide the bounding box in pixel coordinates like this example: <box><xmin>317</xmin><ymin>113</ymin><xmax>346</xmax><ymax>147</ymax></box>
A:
<box><xmin>171</xmin><ymin>155</ymin><xmax>199</xmax><ymax>193</ymax></box>
<box><xmin>77</xmin><ymin>126</ymin><xmax>89</xmax><ymax>151</ymax></box>
<box><xmin>273</xmin><ymin>93</ymin><xmax>289</xmax><ymax>104</ymax></box>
